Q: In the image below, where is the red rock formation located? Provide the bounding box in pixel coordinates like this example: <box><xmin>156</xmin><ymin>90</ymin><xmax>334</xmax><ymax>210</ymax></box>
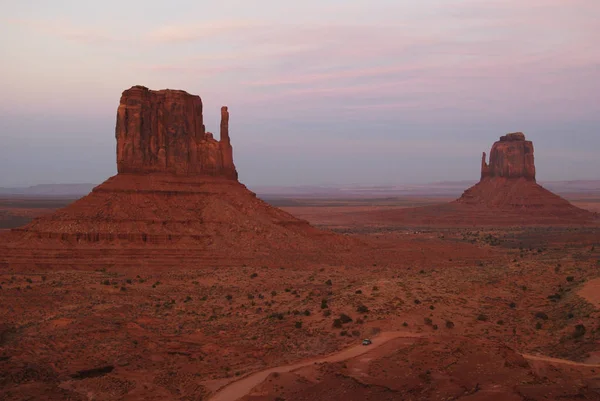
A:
<box><xmin>0</xmin><ymin>86</ymin><xmax>354</xmax><ymax>270</ymax></box>
<box><xmin>480</xmin><ymin>152</ymin><xmax>490</xmax><ymax>180</ymax></box>
<box><xmin>452</xmin><ymin>132</ymin><xmax>596</xmax><ymax>223</ymax></box>
<box><xmin>481</xmin><ymin>132</ymin><xmax>535</xmax><ymax>181</ymax></box>
<box><xmin>116</xmin><ymin>86</ymin><xmax>237</xmax><ymax>179</ymax></box>
<box><xmin>358</xmin><ymin>132</ymin><xmax>597</xmax><ymax>226</ymax></box>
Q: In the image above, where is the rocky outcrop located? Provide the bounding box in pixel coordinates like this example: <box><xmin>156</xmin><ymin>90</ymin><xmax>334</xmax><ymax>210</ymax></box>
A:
<box><xmin>481</xmin><ymin>132</ymin><xmax>535</xmax><ymax>181</ymax></box>
<box><xmin>116</xmin><ymin>86</ymin><xmax>237</xmax><ymax>179</ymax></box>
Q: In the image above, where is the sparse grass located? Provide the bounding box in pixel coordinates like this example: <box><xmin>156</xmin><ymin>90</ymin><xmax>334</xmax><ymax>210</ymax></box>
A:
<box><xmin>573</xmin><ymin>324</ymin><xmax>586</xmax><ymax>338</ymax></box>
<box><xmin>339</xmin><ymin>314</ymin><xmax>353</xmax><ymax>324</ymax></box>
<box><xmin>356</xmin><ymin>304</ymin><xmax>369</xmax><ymax>313</ymax></box>
<box><xmin>476</xmin><ymin>314</ymin><xmax>488</xmax><ymax>322</ymax></box>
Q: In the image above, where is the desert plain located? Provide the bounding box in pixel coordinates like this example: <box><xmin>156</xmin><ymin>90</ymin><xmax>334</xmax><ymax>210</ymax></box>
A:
<box><xmin>1</xmin><ymin>193</ymin><xmax>600</xmax><ymax>400</ymax></box>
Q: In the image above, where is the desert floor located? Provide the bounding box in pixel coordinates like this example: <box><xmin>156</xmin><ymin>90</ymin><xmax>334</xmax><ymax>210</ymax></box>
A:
<box><xmin>1</xmin><ymin>196</ymin><xmax>599</xmax><ymax>400</ymax></box>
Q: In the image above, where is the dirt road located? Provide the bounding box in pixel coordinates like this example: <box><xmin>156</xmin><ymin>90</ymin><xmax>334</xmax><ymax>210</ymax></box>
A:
<box><xmin>523</xmin><ymin>353</ymin><xmax>600</xmax><ymax>367</ymax></box>
<box><xmin>207</xmin><ymin>331</ymin><xmax>421</xmax><ymax>401</ymax></box>
<box><xmin>208</xmin><ymin>331</ymin><xmax>600</xmax><ymax>401</ymax></box>
<box><xmin>578</xmin><ymin>277</ymin><xmax>600</xmax><ymax>308</ymax></box>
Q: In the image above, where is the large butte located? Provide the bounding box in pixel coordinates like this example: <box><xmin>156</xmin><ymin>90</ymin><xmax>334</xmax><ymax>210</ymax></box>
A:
<box><xmin>0</xmin><ymin>86</ymin><xmax>353</xmax><ymax>270</ymax></box>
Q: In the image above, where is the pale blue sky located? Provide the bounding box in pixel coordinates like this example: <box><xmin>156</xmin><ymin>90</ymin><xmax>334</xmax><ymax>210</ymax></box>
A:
<box><xmin>1</xmin><ymin>0</ymin><xmax>599</xmax><ymax>187</ymax></box>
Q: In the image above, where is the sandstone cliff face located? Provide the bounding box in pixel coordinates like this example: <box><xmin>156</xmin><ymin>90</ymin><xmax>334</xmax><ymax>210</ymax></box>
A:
<box><xmin>116</xmin><ymin>86</ymin><xmax>237</xmax><ymax>179</ymax></box>
<box><xmin>480</xmin><ymin>132</ymin><xmax>535</xmax><ymax>181</ymax></box>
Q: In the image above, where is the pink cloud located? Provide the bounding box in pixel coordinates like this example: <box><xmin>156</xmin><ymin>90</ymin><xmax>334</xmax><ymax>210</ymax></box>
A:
<box><xmin>6</xmin><ymin>18</ymin><xmax>123</xmax><ymax>44</ymax></box>
<box><xmin>146</xmin><ymin>20</ymin><xmax>261</xmax><ymax>43</ymax></box>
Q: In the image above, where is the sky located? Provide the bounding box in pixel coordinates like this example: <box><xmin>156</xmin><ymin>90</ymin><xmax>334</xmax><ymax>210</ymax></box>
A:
<box><xmin>1</xmin><ymin>0</ymin><xmax>599</xmax><ymax>187</ymax></box>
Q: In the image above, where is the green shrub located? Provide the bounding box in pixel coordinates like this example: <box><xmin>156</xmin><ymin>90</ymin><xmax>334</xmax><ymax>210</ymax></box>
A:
<box><xmin>356</xmin><ymin>305</ymin><xmax>369</xmax><ymax>313</ymax></box>
<box><xmin>339</xmin><ymin>314</ymin><xmax>353</xmax><ymax>324</ymax></box>
<box><xmin>573</xmin><ymin>324</ymin><xmax>586</xmax><ymax>338</ymax></box>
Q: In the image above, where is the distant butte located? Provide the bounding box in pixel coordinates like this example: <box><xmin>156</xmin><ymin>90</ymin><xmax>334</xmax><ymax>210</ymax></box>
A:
<box><xmin>456</xmin><ymin>132</ymin><xmax>588</xmax><ymax>213</ymax></box>
<box><xmin>359</xmin><ymin>132</ymin><xmax>598</xmax><ymax>227</ymax></box>
<box><xmin>0</xmin><ymin>86</ymin><xmax>353</xmax><ymax>269</ymax></box>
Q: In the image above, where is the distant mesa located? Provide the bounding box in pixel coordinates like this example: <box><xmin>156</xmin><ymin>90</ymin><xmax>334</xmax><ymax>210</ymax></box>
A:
<box><xmin>0</xmin><ymin>86</ymin><xmax>351</xmax><ymax>269</ymax></box>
